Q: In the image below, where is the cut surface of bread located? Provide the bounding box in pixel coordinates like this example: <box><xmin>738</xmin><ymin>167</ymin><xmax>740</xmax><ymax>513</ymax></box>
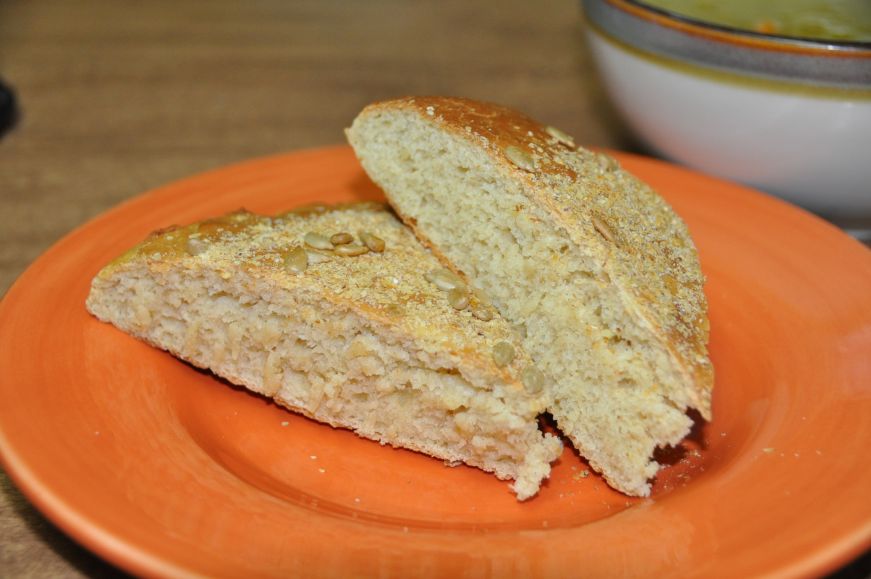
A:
<box><xmin>86</xmin><ymin>203</ymin><xmax>562</xmax><ymax>500</ymax></box>
<box><xmin>347</xmin><ymin>97</ymin><xmax>714</xmax><ymax>496</ymax></box>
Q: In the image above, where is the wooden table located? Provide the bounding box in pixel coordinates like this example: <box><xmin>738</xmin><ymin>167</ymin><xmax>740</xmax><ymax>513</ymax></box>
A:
<box><xmin>0</xmin><ymin>1</ymin><xmax>866</xmax><ymax>576</ymax></box>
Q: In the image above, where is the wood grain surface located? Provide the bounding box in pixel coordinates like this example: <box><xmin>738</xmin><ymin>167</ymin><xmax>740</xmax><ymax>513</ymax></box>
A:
<box><xmin>0</xmin><ymin>1</ymin><xmax>866</xmax><ymax>577</ymax></box>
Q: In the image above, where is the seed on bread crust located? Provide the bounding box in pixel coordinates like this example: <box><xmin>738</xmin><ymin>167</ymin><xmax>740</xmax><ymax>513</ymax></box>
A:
<box><xmin>504</xmin><ymin>145</ymin><xmax>536</xmax><ymax>172</ymax></box>
<box><xmin>521</xmin><ymin>366</ymin><xmax>545</xmax><ymax>393</ymax></box>
<box><xmin>425</xmin><ymin>268</ymin><xmax>464</xmax><ymax>291</ymax></box>
<box><xmin>330</xmin><ymin>232</ymin><xmax>354</xmax><ymax>245</ymax></box>
<box><xmin>306</xmin><ymin>250</ymin><xmax>332</xmax><ymax>264</ymax></box>
<box><xmin>545</xmin><ymin>125</ymin><xmax>576</xmax><ymax>148</ymax></box>
<box><xmin>304</xmin><ymin>232</ymin><xmax>334</xmax><ymax>250</ymax></box>
<box><xmin>334</xmin><ymin>243</ymin><xmax>369</xmax><ymax>257</ymax></box>
<box><xmin>492</xmin><ymin>341</ymin><xmax>516</xmax><ymax>367</ymax></box>
<box><xmin>380</xmin><ymin>275</ymin><xmax>400</xmax><ymax>289</ymax></box>
<box><xmin>360</xmin><ymin>231</ymin><xmax>386</xmax><ymax>252</ymax></box>
<box><xmin>592</xmin><ymin>215</ymin><xmax>616</xmax><ymax>243</ymax></box>
<box><xmin>284</xmin><ymin>245</ymin><xmax>308</xmax><ymax>273</ymax></box>
<box><xmin>447</xmin><ymin>287</ymin><xmax>470</xmax><ymax>310</ymax></box>
<box><xmin>471</xmin><ymin>304</ymin><xmax>494</xmax><ymax>321</ymax></box>
<box><xmin>185</xmin><ymin>236</ymin><xmax>209</xmax><ymax>256</ymax></box>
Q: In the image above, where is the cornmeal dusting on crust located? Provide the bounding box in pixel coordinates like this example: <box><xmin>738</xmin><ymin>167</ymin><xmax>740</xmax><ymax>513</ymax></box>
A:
<box><xmin>102</xmin><ymin>203</ymin><xmax>531</xmax><ymax>383</ymax></box>
<box><xmin>373</xmin><ymin>97</ymin><xmax>712</xmax><ymax>406</ymax></box>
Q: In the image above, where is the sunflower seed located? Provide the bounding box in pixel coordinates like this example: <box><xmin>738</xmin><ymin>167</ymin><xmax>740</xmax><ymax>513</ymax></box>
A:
<box><xmin>447</xmin><ymin>287</ymin><xmax>470</xmax><ymax>310</ymax></box>
<box><xmin>592</xmin><ymin>216</ymin><xmax>616</xmax><ymax>243</ymax></box>
<box><xmin>284</xmin><ymin>245</ymin><xmax>308</xmax><ymax>273</ymax></box>
<box><xmin>492</xmin><ymin>341</ymin><xmax>515</xmax><ymax>367</ymax></box>
<box><xmin>522</xmin><ymin>366</ymin><xmax>545</xmax><ymax>394</ymax></box>
<box><xmin>471</xmin><ymin>304</ymin><xmax>494</xmax><ymax>321</ymax></box>
<box><xmin>306</xmin><ymin>250</ymin><xmax>332</xmax><ymax>264</ymax></box>
<box><xmin>360</xmin><ymin>231</ymin><xmax>386</xmax><ymax>253</ymax></box>
<box><xmin>380</xmin><ymin>275</ymin><xmax>400</xmax><ymax>289</ymax></box>
<box><xmin>330</xmin><ymin>232</ymin><xmax>353</xmax><ymax>245</ymax></box>
<box><xmin>304</xmin><ymin>232</ymin><xmax>333</xmax><ymax>250</ymax></box>
<box><xmin>425</xmin><ymin>268</ymin><xmax>464</xmax><ymax>291</ymax></box>
<box><xmin>334</xmin><ymin>243</ymin><xmax>369</xmax><ymax>256</ymax></box>
<box><xmin>504</xmin><ymin>145</ymin><xmax>536</xmax><ymax>172</ymax></box>
<box><xmin>546</xmin><ymin>125</ymin><xmax>576</xmax><ymax>148</ymax></box>
<box><xmin>185</xmin><ymin>235</ymin><xmax>209</xmax><ymax>256</ymax></box>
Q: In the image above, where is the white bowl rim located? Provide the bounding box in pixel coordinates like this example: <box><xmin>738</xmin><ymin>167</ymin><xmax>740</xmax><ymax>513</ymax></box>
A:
<box><xmin>582</xmin><ymin>0</ymin><xmax>871</xmax><ymax>88</ymax></box>
<box><xmin>626</xmin><ymin>0</ymin><xmax>871</xmax><ymax>50</ymax></box>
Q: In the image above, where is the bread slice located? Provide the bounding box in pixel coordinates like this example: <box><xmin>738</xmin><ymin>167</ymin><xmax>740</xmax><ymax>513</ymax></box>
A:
<box><xmin>347</xmin><ymin>97</ymin><xmax>714</xmax><ymax>496</ymax></box>
<box><xmin>86</xmin><ymin>202</ymin><xmax>562</xmax><ymax>500</ymax></box>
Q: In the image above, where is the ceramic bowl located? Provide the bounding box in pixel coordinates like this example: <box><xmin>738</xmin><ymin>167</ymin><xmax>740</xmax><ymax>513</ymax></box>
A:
<box><xmin>581</xmin><ymin>0</ymin><xmax>871</xmax><ymax>233</ymax></box>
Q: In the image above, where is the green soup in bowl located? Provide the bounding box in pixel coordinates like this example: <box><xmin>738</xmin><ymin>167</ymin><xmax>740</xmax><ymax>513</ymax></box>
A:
<box><xmin>640</xmin><ymin>0</ymin><xmax>871</xmax><ymax>41</ymax></box>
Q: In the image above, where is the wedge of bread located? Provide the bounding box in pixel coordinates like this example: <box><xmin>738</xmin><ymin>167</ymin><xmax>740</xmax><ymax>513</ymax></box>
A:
<box><xmin>86</xmin><ymin>202</ymin><xmax>562</xmax><ymax>500</ymax></box>
<box><xmin>347</xmin><ymin>97</ymin><xmax>714</xmax><ymax>497</ymax></box>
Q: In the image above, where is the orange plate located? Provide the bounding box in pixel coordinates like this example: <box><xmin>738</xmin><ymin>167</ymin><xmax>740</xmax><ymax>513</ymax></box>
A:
<box><xmin>1</xmin><ymin>146</ymin><xmax>870</xmax><ymax>578</ymax></box>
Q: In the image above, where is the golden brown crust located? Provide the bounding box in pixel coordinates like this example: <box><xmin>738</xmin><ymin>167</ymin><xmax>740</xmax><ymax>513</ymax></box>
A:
<box><xmin>359</xmin><ymin>96</ymin><xmax>713</xmax><ymax>417</ymax></box>
<box><xmin>100</xmin><ymin>202</ymin><xmax>536</xmax><ymax>390</ymax></box>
